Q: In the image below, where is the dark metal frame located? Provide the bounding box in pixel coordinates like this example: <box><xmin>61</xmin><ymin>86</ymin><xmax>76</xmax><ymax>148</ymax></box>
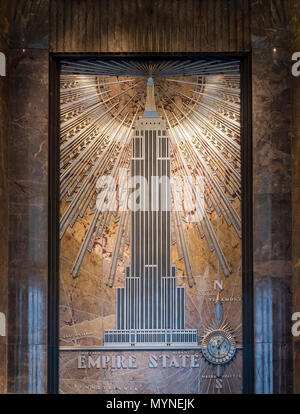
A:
<box><xmin>48</xmin><ymin>52</ymin><xmax>253</xmax><ymax>394</ymax></box>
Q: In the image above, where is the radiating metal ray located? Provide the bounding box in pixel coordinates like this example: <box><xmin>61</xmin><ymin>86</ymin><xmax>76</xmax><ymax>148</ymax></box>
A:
<box><xmin>59</xmin><ymin>59</ymin><xmax>241</xmax><ymax>282</ymax></box>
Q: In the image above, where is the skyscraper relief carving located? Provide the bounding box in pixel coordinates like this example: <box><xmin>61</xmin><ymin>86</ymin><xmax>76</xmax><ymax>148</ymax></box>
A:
<box><xmin>59</xmin><ymin>58</ymin><xmax>243</xmax><ymax>393</ymax></box>
<box><xmin>59</xmin><ymin>59</ymin><xmax>241</xmax><ymax>284</ymax></box>
<box><xmin>104</xmin><ymin>78</ymin><xmax>197</xmax><ymax>346</ymax></box>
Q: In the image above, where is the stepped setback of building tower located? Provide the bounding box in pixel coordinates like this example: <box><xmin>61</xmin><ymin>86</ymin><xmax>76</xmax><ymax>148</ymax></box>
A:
<box><xmin>104</xmin><ymin>78</ymin><xmax>197</xmax><ymax>347</ymax></box>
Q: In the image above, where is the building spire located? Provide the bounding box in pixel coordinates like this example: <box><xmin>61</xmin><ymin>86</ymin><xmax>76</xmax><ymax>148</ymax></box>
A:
<box><xmin>142</xmin><ymin>77</ymin><xmax>159</xmax><ymax>118</ymax></box>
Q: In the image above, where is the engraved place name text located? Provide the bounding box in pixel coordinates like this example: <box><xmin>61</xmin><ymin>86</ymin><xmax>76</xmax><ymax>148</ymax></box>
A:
<box><xmin>77</xmin><ymin>353</ymin><xmax>201</xmax><ymax>369</ymax></box>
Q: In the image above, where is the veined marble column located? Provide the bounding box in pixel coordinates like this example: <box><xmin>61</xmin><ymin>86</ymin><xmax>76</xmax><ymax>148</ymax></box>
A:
<box><xmin>7</xmin><ymin>0</ymin><xmax>49</xmax><ymax>393</ymax></box>
<box><xmin>251</xmin><ymin>0</ymin><xmax>293</xmax><ymax>394</ymax></box>
<box><xmin>289</xmin><ymin>0</ymin><xmax>300</xmax><ymax>394</ymax></box>
<box><xmin>0</xmin><ymin>0</ymin><xmax>9</xmax><ymax>394</ymax></box>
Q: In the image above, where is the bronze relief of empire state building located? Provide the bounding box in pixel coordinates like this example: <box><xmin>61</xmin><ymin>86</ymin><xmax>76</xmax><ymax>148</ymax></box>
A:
<box><xmin>104</xmin><ymin>78</ymin><xmax>197</xmax><ymax>347</ymax></box>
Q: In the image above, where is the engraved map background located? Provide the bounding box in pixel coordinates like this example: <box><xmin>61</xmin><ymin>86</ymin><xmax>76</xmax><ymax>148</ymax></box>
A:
<box><xmin>58</xmin><ymin>59</ymin><xmax>242</xmax><ymax>394</ymax></box>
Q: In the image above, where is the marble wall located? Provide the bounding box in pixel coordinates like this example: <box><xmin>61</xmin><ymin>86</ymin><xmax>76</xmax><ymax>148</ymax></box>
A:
<box><xmin>290</xmin><ymin>0</ymin><xmax>300</xmax><ymax>394</ymax></box>
<box><xmin>0</xmin><ymin>0</ymin><xmax>9</xmax><ymax>394</ymax></box>
<box><xmin>251</xmin><ymin>0</ymin><xmax>293</xmax><ymax>393</ymax></box>
<box><xmin>49</xmin><ymin>0</ymin><xmax>251</xmax><ymax>53</ymax></box>
<box><xmin>6</xmin><ymin>0</ymin><xmax>49</xmax><ymax>393</ymax></box>
<box><xmin>0</xmin><ymin>0</ymin><xmax>297</xmax><ymax>393</ymax></box>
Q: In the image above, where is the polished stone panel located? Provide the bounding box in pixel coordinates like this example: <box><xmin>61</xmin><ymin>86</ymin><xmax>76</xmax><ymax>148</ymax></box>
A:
<box><xmin>10</xmin><ymin>0</ymin><xmax>49</xmax><ymax>49</ymax></box>
<box><xmin>7</xmin><ymin>267</ymin><xmax>47</xmax><ymax>345</ymax></box>
<box><xmin>0</xmin><ymin>0</ymin><xmax>10</xmax><ymax>394</ymax></box>
<box><xmin>7</xmin><ymin>46</ymin><xmax>48</xmax><ymax>392</ymax></box>
<box><xmin>251</xmin><ymin>0</ymin><xmax>291</xmax><ymax>49</ymax></box>
<box><xmin>7</xmin><ymin>344</ymin><xmax>47</xmax><ymax>394</ymax></box>
<box><xmin>251</xmin><ymin>0</ymin><xmax>293</xmax><ymax>394</ymax></box>
<box><xmin>290</xmin><ymin>0</ymin><xmax>300</xmax><ymax>394</ymax></box>
<box><xmin>49</xmin><ymin>0</ymin><xmax>251</xmax><ymax>53</ymax></box>
<box><xmin>8</xmin><ymin>50</ymin><xmax>48</xmax><ymax>181</ymax></box>
<box><xmin>253</xmin><ymin>193</ymin><xmax>292</xmax><ymax>262</ymax></box>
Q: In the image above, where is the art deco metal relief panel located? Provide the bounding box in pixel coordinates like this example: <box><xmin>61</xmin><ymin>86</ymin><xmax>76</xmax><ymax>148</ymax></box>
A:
<box><xmin>58</xmin><ymin>57</ymin><xmax>243</xmax><ymax>394</ymax></box>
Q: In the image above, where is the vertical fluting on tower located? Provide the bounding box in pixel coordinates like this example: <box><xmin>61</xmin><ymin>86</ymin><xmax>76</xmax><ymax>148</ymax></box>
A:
<box><xmin>104</xmin><ymin>78</ymin><xmax>197</xmax><ymax>346</ymax></box>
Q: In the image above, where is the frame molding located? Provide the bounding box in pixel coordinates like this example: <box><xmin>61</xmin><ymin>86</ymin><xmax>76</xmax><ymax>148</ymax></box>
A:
<box><xmin>48</xmin><ymin>52</ymin><xmax>253</xmax><ymax>394</ymax></box>
<box><xmin>48</xmin><ymin>55</ymin><xmax>60</xmax><ymax>394</ymax></box>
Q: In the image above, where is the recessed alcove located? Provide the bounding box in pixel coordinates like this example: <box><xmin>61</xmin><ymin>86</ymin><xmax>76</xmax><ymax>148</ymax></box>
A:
<box><xmin>0</xmin><ymin>0</ymin><xmax>298</xmax><ymax>396</ymax></box>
